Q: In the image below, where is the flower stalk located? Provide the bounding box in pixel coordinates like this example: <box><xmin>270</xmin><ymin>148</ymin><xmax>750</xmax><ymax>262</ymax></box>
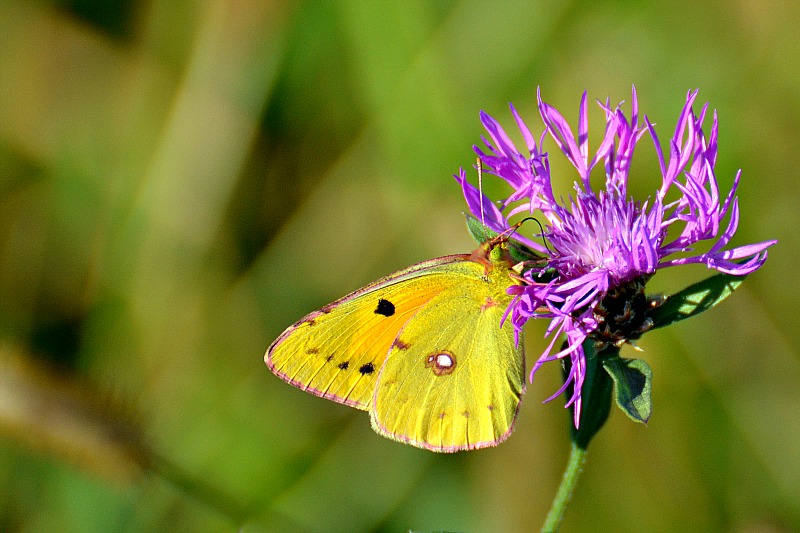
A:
<box><xmin>541</xmin><ymin>443</ymin><xmax>587</xmax><ymax>533</ymax></box>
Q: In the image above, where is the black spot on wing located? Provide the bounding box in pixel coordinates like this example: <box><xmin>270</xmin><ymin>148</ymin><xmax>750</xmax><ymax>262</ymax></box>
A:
<box><xmin>375</xmin><ymin>298</ymin><xmax>395</xmax><ymax>317</ymax></box>
<box><xmin>337</xmin><ymin>361</ymin><xmax>349</xmax><ymax>370</ymax></box>
<box><xmin>359</xmin><ymin>362</ymin><xmax>375</xmax><ymax>375</ymax></box>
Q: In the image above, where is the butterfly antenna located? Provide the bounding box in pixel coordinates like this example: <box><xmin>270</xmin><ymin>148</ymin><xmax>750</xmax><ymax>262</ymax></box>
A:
<box><xmin>477</xmin><ymin>157</ymin><xmax>487</xmax><ymax>240</ymax></box>
<box><xmin>517</xmin><ymin>216</ymin><xmax>553</xmax><ymax>254</ymax></box>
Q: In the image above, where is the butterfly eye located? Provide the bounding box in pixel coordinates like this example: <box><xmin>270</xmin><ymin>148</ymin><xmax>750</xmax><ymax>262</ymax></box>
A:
<box><xmin>425</xmin><ymin>351</ymin><xmax>457</xmax><ymax>376</ymax></box>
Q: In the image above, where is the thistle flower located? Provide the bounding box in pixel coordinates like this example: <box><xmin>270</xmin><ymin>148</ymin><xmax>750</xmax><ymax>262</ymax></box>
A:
<box><xmin>456</xmin><ymin>87</ymin><xmax>776</xmax><ymax>426</ymax></box>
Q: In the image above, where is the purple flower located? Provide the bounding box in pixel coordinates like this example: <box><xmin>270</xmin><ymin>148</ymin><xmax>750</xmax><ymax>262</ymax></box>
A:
<box><xmin>457</xmin><ymin>88</ymin><xmax>776</xmax><ymax>426</ymax></box>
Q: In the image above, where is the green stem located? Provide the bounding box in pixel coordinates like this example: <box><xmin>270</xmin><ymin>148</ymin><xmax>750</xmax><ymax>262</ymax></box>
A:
<box><xmin>541</xmin><ymin>443</ymin><xmax>587</xmax><ymax>533</ymax></box>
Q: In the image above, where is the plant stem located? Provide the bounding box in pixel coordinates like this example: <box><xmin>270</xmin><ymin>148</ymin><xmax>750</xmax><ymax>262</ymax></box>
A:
<box><xmin>541</xmin><ymin>443</ymin><xmax>587</xmax><ymax>533</ymax></box>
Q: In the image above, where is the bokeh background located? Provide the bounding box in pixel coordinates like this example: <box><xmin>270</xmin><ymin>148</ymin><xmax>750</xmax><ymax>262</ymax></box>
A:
<box><xmin>0</xmin><ymin>1</ymin><xmax>798</xmax><ymax>532</ymax></box>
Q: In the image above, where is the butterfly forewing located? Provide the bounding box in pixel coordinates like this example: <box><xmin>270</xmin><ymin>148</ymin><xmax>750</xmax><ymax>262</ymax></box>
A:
<box><xmin>370</xmin><ymin>259</ymin><xmax>525</xmax><ymax>452</ymax></box>
<box><xmin>266</xmin><ymin>256</ymin><xmax>473</xmax><ymax>409</ymax></box>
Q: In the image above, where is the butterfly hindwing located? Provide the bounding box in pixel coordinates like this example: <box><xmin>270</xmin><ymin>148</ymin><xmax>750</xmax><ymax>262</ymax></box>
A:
<box><xmin>266</xmin><ymin>256</ymin><xmax>474</xmax><ymax>410</ymax></box>
<box><xmin>370</xmin><ymin>258</ymin><xmax>525</xmax><ymax>452</ymax></box>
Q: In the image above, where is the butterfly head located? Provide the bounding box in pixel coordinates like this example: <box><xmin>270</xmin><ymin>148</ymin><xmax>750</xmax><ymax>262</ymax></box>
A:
<box><xmin>469</xmin><ymin>226</ymin><xmax>520</xmax><ymax>275</ymax></box>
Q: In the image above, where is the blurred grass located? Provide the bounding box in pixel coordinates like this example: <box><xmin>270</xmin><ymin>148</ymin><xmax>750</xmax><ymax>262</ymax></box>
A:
<box><xmin>0</xmin><ymin>0</ymin><xmax>798</xmax><ymax>531</ymax></box>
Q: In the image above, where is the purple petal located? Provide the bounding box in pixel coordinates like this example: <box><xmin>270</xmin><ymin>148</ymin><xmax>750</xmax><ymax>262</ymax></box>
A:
<box><xmin>454</xmin><ymin>168</ymin><xmax>508</xmax><ymax>233</ymax></box>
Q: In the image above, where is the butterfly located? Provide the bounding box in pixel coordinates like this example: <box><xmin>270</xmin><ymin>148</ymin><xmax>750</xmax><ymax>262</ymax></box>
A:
<box><xmin>265</xmin><ymin>225</ymin><xmax>528</xmax><ymax>452</ymax></box>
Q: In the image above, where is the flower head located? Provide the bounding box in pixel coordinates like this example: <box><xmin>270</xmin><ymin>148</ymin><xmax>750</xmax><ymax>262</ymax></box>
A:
<box><xmin>457</xmin><ymin>88</ymin><xmax>776</xmax><ymax>426</ymax></box>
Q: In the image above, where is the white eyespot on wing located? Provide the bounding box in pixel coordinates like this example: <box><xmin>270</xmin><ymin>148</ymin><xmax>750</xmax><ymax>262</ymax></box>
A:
<box><xmin>425</xmin><ymin>351</ymin><xmax>456</xmax><ymax>376</ymax></box>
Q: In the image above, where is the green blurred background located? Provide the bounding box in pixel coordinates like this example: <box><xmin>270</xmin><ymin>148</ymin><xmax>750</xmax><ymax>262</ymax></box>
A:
<box><xmin>0</xmin><ymin>1</ymin><xmax>798</xmax><ymax>531</ymax></box>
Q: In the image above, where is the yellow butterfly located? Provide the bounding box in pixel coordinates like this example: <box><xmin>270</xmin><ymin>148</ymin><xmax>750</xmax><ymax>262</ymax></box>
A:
<box><xmin>265</xmin><ymin>231</ymin><xmax>526</xmax><ymax>452</ymax></box>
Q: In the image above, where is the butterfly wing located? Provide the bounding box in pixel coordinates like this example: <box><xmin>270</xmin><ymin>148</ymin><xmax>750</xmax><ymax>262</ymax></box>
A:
<box><xmin>266</xmin><ymin>255</ymin><xmax>475</xmax><ymax>410</ymax></box>
<box><xmin>370</xmin><ymin>258</ymin><xmax>525</xmax><ymax>452</ymax></box>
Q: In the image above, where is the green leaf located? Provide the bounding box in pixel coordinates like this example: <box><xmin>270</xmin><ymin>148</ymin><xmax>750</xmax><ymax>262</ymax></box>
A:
<box><xmin>568</xmin><ymin>341</ymin><xmax>614</xmax><ymax>450</ymax></box>
<box><xmin>602</xmin><ymin>356</ymin><xmax>652</xmax><ymax>424</ymax></box>
<box><xmin>647</xmin><ymin>274</ymin><xmax>747</xmax><ymax>329</ymax></box>
<box><xmin>465</xmin><ymin>214</ymin><xmax>497</xmax><ymax>244</ymax></box>
<box><xmin>647</xmin><ymin>272</ymin><xmax>747</xmax><ymax>331</ymax></box>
